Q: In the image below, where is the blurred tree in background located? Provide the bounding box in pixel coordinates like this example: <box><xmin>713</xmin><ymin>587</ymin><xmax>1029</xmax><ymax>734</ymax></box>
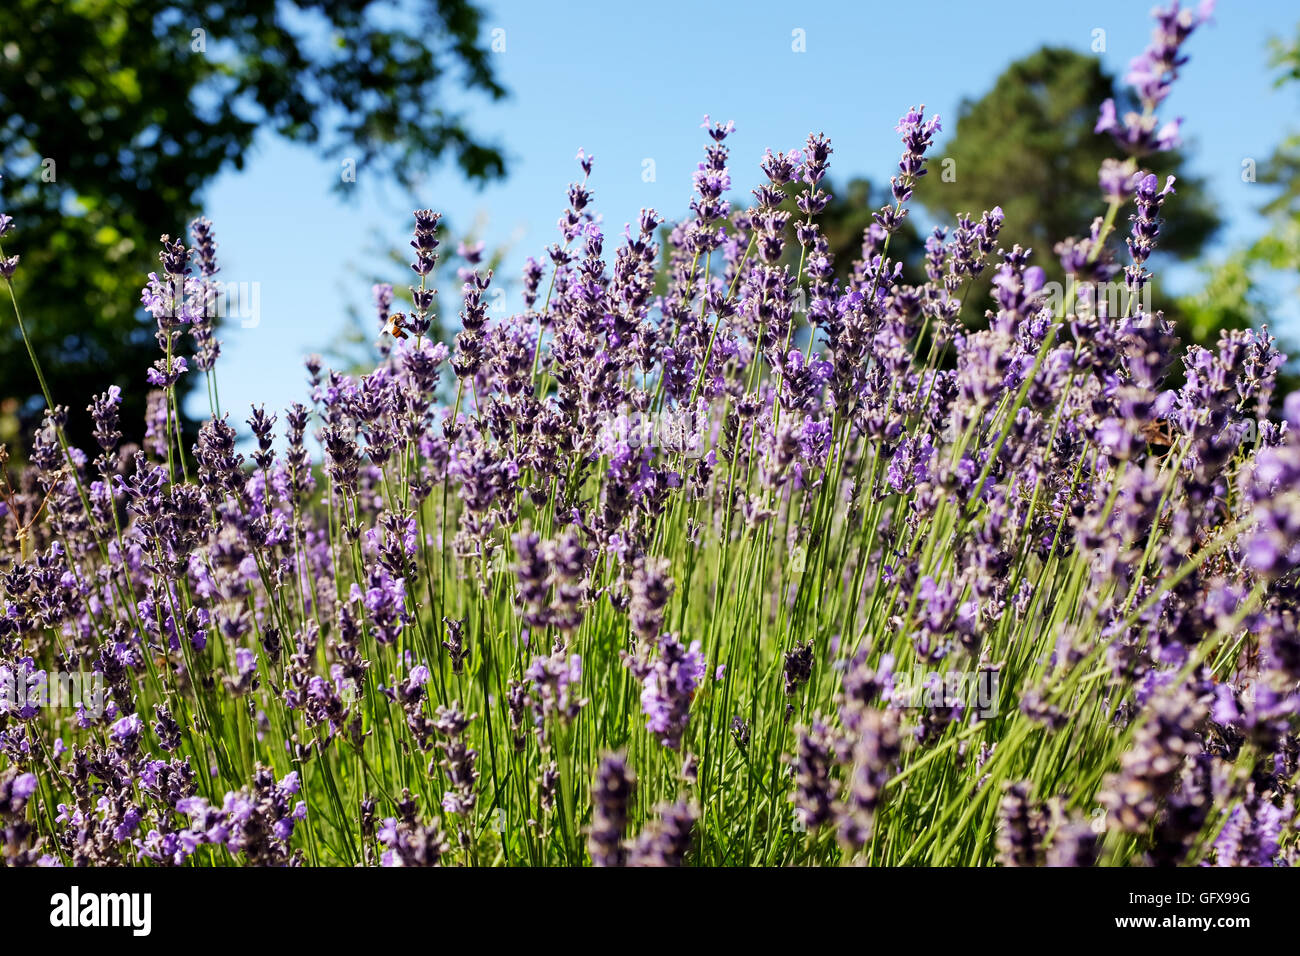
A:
<box><xmin>912</xmin><ymin>48</ymin><xmax>1220</xmax><ymax>335</ymax></box>
<box><xmin>0</xmin><ymin>0</ymin><xmax>506</xmax><ymax>451</ymax></box>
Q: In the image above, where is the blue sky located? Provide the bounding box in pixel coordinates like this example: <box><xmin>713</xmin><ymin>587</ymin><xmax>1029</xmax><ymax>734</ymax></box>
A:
<box><xmin>197</xmin><ymin>0</ymin><xmax>1300</xmax><ymax>429</ymax></box>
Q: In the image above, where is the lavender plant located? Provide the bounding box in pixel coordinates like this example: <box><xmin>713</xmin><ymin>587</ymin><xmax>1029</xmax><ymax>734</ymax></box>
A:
<box><xmin>1</xmin><ymin>1</ymin><xmax>1296</xmax><ymax>868</ymax></box>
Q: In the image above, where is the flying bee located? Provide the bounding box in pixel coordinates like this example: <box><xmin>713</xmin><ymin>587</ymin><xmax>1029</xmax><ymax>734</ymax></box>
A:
<box><xmin>382</xmin><ymin>311</ymin><xmax>409</xmax><ymax>340</ymax></box>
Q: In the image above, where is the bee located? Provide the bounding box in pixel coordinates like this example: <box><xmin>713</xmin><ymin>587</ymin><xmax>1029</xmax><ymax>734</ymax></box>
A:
<box><xmin>1140</xmin><ymin>419</ymin><xmax>1175</xmax><ymax>447</ymax></box>
<box><xmin>0</xmin><ymin>445</ymin><xmax>67</xmax><ymax>561</ymax></box>
<box><xmin>382</xmin><ymin>311</ymin><xmax>409</xmax><ymax>340</ymax></box>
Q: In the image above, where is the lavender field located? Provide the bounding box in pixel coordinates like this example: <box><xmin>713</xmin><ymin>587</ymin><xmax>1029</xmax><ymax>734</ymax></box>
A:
<box><xmin>1</xmin><ymin>0</ymin><xmax>1297</xmax><ymax>868</ymax></box>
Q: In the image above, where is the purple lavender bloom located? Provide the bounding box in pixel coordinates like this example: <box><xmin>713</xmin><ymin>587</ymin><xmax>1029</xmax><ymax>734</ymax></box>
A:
<box><xmin>996</xmin><ymin>782</ymin><xmax>1045</xmax><ymax>866</ymax></box>
<box><xmin>589</xmin><ymin>753</ymin><xmax>635</xmax><ymax>867</ymax></box>
<box><xmin>109</xmin><ymin>714</ymin><xmax>144</xmax><ymax>754</ymax></box>
<box><xmin>624</xmin><ymin>634</ymin><xmax>706</xmax><ymax>750</ymax></box>
<box><xmin>146</xmin><ymin>355</ymin><xmax>188</xmax><ymax>387</ymax></box>
<box><xmin>890</xmin><ymin>105</ymin><xmax>941</xmax><ymax>205</ymax></box>
<box><xmin>13</xmin><ymin>773</ymin><xmax>38</xmax><ymax>802</ymax></box>
<box><xmin>791</xmin><ymin>717</ymin><xmax>837</xmax><ymax>831</ymax></box>
<box><xmin>373</xmin><ymin>282</ymin><xmax>394</xmax><ymax>328</ymax></box>
<box><xmin>379</xmin><ymin>816</ymin><xmax>449</xmax><ymax>867</ymax></box>
<box><xmin>354</xmin><ymin>566</ymin><xmax>409</xmax><ymax>645</ymax></box>
<box><xmin>87</xmin><ymin>386</ymin><xmax>123</xmax><ymax>454</ymax></box>
<box><xmin>524</xmin><ymin>648</ymin><xmax>587</xmax><ymax>731</ymax></box>
<box><xmin>1096</xmin><ymin>2</ymin><xmax>1213</xmax><ymax>156</ymax></box>
<box><xmin>628</xmin><ymin>555</ymin><xmax>673</xmax><ymax>644</ymax></box>
<box><xmin>628</xmin><ymin>800</ymin><xmax>697</xmax><ymax>867</ymax></box>
<box><xmin>1125</xmin><ymin>173</ymin><xmax>1176</xmax><ymax>289</ymax></box>
<box><xmin>1213</xmin><ymin>790</ymin><xmax>1288</xmax><ymax>867</ymax></box>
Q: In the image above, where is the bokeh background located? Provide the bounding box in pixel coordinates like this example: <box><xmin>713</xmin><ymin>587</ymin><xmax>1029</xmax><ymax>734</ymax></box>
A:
<box><xmin>3</xmin><ymin>0</ymin><xmax>1298</xmax><ymax>452</ymax></box>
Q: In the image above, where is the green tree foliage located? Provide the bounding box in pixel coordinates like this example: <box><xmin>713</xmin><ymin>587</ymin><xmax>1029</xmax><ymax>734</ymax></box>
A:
<box><xmin>913</xmin><ymin>47</ymin><xmax>1219</xmax><ymax>329</ymax></box>
<box><xmin>0</xmin><ymin>0</ymin><xmax>506</xmax><ymax>448</ymax></box>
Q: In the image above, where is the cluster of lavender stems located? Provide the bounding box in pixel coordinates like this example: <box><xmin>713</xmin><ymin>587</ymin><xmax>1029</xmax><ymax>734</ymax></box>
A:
<box><xmin>1</xmin><ymin>1</ymin><xmax>1298</xmax><ymax>868</ymax></box>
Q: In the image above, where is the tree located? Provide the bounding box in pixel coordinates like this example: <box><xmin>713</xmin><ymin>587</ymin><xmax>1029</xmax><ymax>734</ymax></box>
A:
<box><xmin>914</xmin><ymin>47</ymin><xmax>1219</xmax><ymax>329</ymax></box>
<box><xmin>0</xmin><ymin>0</ymin><xmax>506</xmax><ymax>450</ymax></box>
